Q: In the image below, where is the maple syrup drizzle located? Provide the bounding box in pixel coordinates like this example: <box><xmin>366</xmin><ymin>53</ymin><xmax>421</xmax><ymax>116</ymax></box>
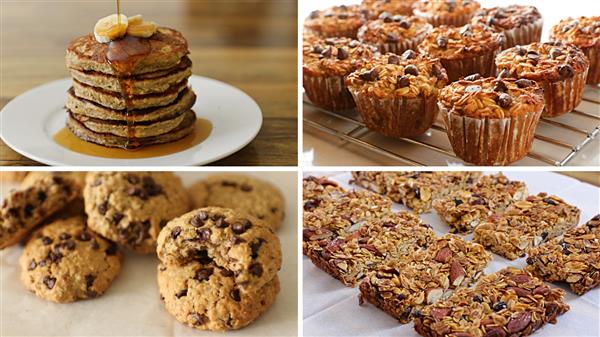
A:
<box><xmin>53</xmin><ymin>118</ymin><xmax>213</xmax><ymax>159</ymax></box>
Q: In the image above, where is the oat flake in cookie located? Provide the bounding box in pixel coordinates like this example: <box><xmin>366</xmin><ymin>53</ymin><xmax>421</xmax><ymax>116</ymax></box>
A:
<box><xmin>84</xmin><ymin>172</ymin><xmax>189</xmax><ymax>254</ymax></box>
<box><xmin>1</xmin><ymin>175</ymin><xmax>79</xmax><ymax>250</ymax></box>
<box><xmin>496</xmin><ymin>42</ymin><xmax>589</xmax><ymax>117</ymax></box>
<box><xmin>156</xmin><ymin>207</ymin><xmax>281</xmax><ymax>330</ymax></box>
<box><xmin>19</xmin><ymin>216</ymin><xmax>122</xmax><ymax>303</ymax></box>
<box><xmin>188</xmin><ymin>174</ymin><xmax>285</xmax><ymax>231</ymax></box>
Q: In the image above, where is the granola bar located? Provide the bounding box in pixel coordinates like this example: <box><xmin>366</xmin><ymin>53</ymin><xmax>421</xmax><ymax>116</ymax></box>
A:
<box><xmin>303</xmin><ymin>189</ymin><xmax>392</xmax><ymax>255</ymax></box>
<box><xmin>414</xmin><ymin>267</ymin><xmax>570</xmax><ymax>337</ymax></box>
<box><xmin>474</xmin><ymin>193</ymin><xmax>581</xmax><ymax>260</ymax></box>
<box><xmin>359</xmin><ymin>234</ymin><xmax>491</xmax><ymax>323</ymax></box>
<box><xmin>302</xmin><ymin>176</ymin><xmax>347</xmax><ymax>206</ymax></box>
<box><xmin>306</xmin><ymin>212</ymin><xmax>436</xmax><ymax>287</ymax></box>
<box><xmin>526</xmin><ymin>214</ymin><xmax>600</xmax><ymax>295</ymax></box>
<box><xmin>433</xmin><ymin>174</ymin><xmax>528</xmax><ymax>233</ymax></box>
<box><xmin>351</xmin><ymin>171</ymin><xmax>481</xmax><ymax>213</ymax></box>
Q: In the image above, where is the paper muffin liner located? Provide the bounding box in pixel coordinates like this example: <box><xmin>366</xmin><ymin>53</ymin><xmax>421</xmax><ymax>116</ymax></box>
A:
<box><xmin>537</xmin><ymin>68</ymin><xmax>588</xmax><ymax>117</ymax></box>
<box><xmin>502</xmin><ymin>18</ymin><xmax>543</xmax><ymax>50</ymax></box>
<box><xmin>582</xmin><ymin>45</ymin><xmax>600</xmax><ymax>84</ymax></box>
<box><xmin>303</xmin><ymin>74</ymin><xmax>355</xmax><ymax>111</ymax></box>
<box><xmin>349</xmin><ymin>91</ymin><xmax>439</xmax><ymax>138</ymax></box>
<box><xmin>413</xmin><ymin>10</ymin><xmax>472</xmax><ymax>27</ymax></box>
<box><xmin>442</xmin><ymin>47</ymin><xmax>500</xmax><ymax>82</ymax></box>
<box><xmin>439</xmin><ymin>102</ymin><xmax>543</xmax><ymax>166</ymax></box>
<box><xmin>317</xmin><ymin>27</ymin><xmax>360</xmax><ymax>39</ymax></box>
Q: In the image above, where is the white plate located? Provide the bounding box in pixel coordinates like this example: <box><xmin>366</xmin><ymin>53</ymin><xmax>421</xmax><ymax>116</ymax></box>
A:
<box><xmin>0</xmin><ymin>75</ymin><xmax>262</xmax><ymax>166</ymax></box>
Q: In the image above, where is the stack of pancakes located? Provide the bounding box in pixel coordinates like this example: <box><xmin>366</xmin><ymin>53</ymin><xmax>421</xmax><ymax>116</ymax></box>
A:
<box><xmin>65</xmin><ymin>27</ymin><xmax>196</xmax><ymax>149</ymax></box>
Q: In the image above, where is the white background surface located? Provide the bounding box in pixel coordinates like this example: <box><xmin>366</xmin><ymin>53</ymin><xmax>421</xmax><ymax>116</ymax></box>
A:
<box><xmin>303</xmin><ymin>171</ymin><xmax>600</xmax><ymax>337</ymax></box>
<box><xmin>0</xmin><ymin>171</ymin><xmax>297</xmax><ymax>337</ymax></box>
<box><xmin>301</xmin><ymin>0</ymin><xmax>600</xmax><ymax>166</ymax></box>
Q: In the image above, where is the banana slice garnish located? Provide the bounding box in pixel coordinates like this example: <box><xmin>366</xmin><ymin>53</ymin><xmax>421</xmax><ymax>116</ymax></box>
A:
<box><xmin>94</xmin><ymin>14</ymin><xmax>128</xmax><ymax>43</ymax></box>
<box><xmin>126</xmin><ymin>15</ymin><xmax>157</xmax><ymax>38</ymax></box>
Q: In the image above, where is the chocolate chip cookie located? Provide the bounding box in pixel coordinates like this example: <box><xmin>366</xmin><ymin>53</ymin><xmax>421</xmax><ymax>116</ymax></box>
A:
<box><xmin>157</xmin><ymin>207</ymin><xmax>281</xmax><ymax>330</ymax></box>
<box><xmin>157</xmin><ymin>262</ymin><xmax>279</xmax><ymax>331</ymax></box>
<box><xmin>21</xmin><ymin>172</ymin><xmax>87</xmax><ymax>191</ymax></box>
<box><xmin>19</xmin><ymin>216</ymin><xmax>122</xmax><ymax>303</ymax></box>
<box><xmin>1</xmin><ymin>175</ymin><xmax>79</xmax><ymax>249</ymax></box>
<box><xmin>188</xmin><ymin>174</ymin><xmax>285</xmax><ymax>231</ymax></box>
<box><xmin>84</xmin><ymin>172</ymin><xmax>190</xmax><ymax>254</ymax></box>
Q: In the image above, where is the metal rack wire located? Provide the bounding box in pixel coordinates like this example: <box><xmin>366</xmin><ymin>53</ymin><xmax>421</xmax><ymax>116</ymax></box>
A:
<box><xmin>303</xmin><ymin>85</ymin><xmax>600</xmax><ymax>166</ymax></box>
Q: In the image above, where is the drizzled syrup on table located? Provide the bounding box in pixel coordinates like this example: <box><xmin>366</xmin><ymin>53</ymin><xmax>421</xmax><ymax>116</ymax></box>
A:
<box><xmin>53</xmin><ymin>119</ymin><xmax>213</xmax><ymax>159</ymax></box>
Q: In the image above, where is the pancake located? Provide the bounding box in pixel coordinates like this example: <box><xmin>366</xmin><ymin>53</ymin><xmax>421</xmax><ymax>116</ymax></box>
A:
<box><xmin>69</xmin><ymin>57</ymin><xmax>192</xmax><ymax>95</ymax></box>
<box><xmin>71</xmin><ymin>108</ymin><xmax>187</xmax><ymax>138</ymax></box>
<box><xmin>66</xmin><ymin>109</ymin><xmax>197</xmax><ymax>149</ymax></box>
<box><xmin>66</xmin><ymin>87</ymin><xmax>196</xmax><ymax>122</ymax></box>
<box><xmin>72</xmin><ymin>78</ymin><xmax>187</xmax><ymax>110</ymax></box>
<box><xmin>66</xmin><ymin>27</ymin><xmax>189</xmax><ymax>76</ymax></box>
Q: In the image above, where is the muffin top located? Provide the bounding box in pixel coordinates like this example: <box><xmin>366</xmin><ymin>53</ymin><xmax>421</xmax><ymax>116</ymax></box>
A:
<box><xmin>496</xmin><ymin>42</ymin><xmax>590</xmax><ymax>82</ymax></box>
<box><xmin>413</xmin><ymin>0</ymin><xmax>480</xmax><ymax>16</ymax></box>
<box><xmin>438</xmin><ymin>74</ymin><xmax>544</xmax><ymax>118</ymax></box>
<box><xmin>345</xmin><ymin>50</ymin><xmax>448</xmax><ymax>99</ymax></box>
<box><xmin>304</xmin><ymin>5</ymin><xmax>367</xmax><ymax>37</ymax></box>
<box><xmin>358</xmin><ymin>13</ymin><xmax>433</xmax><ymax>45</ymax></box>
<box><xmin>303</xmin><ymin>37</ymin><xmax>379</xmax><ymax>77</ymax></box>
<box><xmin>418</xmin><ymin>23</ymin><xmax>504</xmax><ymax>60</ymax></box>
<box><xmin>361</xmin><ymin>0</ymin><xmax>417</xmax><ymax>17</ymax></box>
<box><xmin>550</xmin><ymin>16</ymin><xmax>600</xmax><ymax>48</ymax></box>
<box><xmin>471</xmin><ymin>5</ymin><xmax>542</xmax><ymax>31</ymax></box>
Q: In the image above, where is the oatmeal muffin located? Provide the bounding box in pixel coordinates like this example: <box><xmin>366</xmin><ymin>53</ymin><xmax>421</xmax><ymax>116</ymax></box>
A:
<box><xmin>471</xmin><ymin>5</ymin><xmax>542</xmax><ymax>49</ymax></box>
<box><xmin>304</xmin><ymin>5</ymin><xmax>367</xmax><ymax>38</ymax></box>
<box><xmin>438</xmin><ymin>75</ymin><xmax>544</xmax><ymax>165</ymax></box>
<box><xmin>357</xmin><ymin>12</ymin><xmax>433</xmax><ymax>54</ymax></box>
<box><xmin>361</xmin><ymin>0</ymin><xmax>417</xmax><ymax>17</ymax></box>
<box><xmin>345</xmin><ymin>51</ymin><xmax>448</xmax><ymax>138</ymax></box>
<box><xmin>496</xmin><ymin>42</ymin><xmax>590</xmax><ymax>117</ymax></box>
<box><xmin>418</xmin><ymin>23</ymin><xmax>504</xmax><ymax>82</ymax></box>
<box><xmin>303</xmin><ymin>36</ymin><xmax>378</xmax><ymax>111</ymax></box>
<box><xmin>550</xmin><ymin>16</ymin><xmax>600</xmax><ymax>84</ymax></box>
<box><xmin>412</xmin><ymin>0</ymin><xmax>480</xmax><ymax>27</ymax></box>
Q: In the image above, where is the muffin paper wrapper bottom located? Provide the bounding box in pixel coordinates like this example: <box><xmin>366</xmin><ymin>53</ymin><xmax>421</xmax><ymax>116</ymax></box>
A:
<box><xmin>303</xmin><ymin>74</ymin><xmax>355</xmax><ymax>111</ymax></box>
<box><xmin>539</xmin><ymin>68</ymin><xmax>588</xmax><ymax>117</ymax></box>
<box><xmin>502</xmin><ymin>19</ymin><xmax>543</xmax><ymax>50</ymax></box>
<box><xmin>582</xmin><ymin>46</ymin><xmax>600</xmax><ymax>84</ymax></box>
<box><xmin>350</xmin><ymin>92</ymin><xmax>439</xmax><ymax>138</ymax></box>
<box><xmin>440</xmin><ymin>103</ymin><xmax>543</xmax><ymax>165</ymax></box>
<box><xmin>441</xmin><ymin>48</ymin><xmax>500</xmax><ymax>82</ymax></box>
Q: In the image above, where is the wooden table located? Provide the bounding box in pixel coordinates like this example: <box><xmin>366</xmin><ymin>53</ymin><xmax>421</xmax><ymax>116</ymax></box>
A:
<box><xmin>0</xmin><ymin>0</ymin><xmax>297</xmax><ymax>166</ymax></box>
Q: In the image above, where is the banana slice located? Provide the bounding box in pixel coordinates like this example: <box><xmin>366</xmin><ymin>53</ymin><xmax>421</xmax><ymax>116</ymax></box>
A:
<box><xmin>94</xmin><ymin>14</ymin><xmax>128</xmax><ymax>43</ymax></box>
<box><xmin>127</xmin><ymin>14</ymin><xmax>157</xmax><ymax>38</ymax></box>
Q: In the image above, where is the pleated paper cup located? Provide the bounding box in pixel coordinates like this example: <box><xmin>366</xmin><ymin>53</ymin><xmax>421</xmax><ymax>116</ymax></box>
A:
<box><xmin>502</xmin><ymin>18</ymin><xmax>543</xmax><ymax>50</ymax></box>
<box><xmin>441</xmin><ymin>47</ymin><xmax>501</xmax><ymax>82</ymax></box>
<box><xmin>439</xmin><ymin>102</ymin><xmax>543</xmax><ymax>166</ymax></box>
<box><xmin>376</xmin><ymin>34</ymin><xmax>427</xmax><ymax>55</ymax></box>
<box><xmin>536</xmin><ymin>68</ymin><xmax>588</xmax><ymax>117</ymax></box>
<box><xmin>349</xmin><ymin>90</ymin><xmax>439</xmax><ymax>138</ymax></box>
<box><xmin>303</xmin><ymin>74</ymin><xmax>356</xmax><ymax>111</ymax></box>
<box><xmin>581</xmin><ymin>46</ymin><xmax>600</xmax><ymax>84</ymax></box>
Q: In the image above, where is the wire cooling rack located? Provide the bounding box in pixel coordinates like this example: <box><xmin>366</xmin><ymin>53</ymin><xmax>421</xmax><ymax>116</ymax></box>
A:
<box><xmin>303</xmin><ymin>84</ymin><xmax>600</xmax><ymax>166</ymax></box>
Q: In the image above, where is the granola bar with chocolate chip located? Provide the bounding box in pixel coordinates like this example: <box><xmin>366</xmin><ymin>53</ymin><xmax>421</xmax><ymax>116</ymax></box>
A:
<box><xmin>433</xmin><ymin>173</ymin><xmax>528</xmax><ymax>233</ymax></box>
<box><xmin>306</xmin><ymin>212</ymin><xmax>436</xmax><ymax>287</ymax></box>
<box><xmin>414</xmin><ymin>267</ymin><xmax>570</xmax><ymax>337</ymax></box>
<box><xmin>359</xmin><ymin>234</ymin><xmax>491</xmax><ymax>323</ymax></box>
<box><xmin>474</xmin><ymin>193</ymin><xmax>581</xmax><ymax>260</ymax></box>
<box><xmin>526</xmin><ymin>214</ymin><xmax>600</xmax><ymax>295</ymax></box>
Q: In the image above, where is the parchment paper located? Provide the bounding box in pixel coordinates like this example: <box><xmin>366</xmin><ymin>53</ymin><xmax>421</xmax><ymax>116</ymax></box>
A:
<box><xmin>1</xmin><ymin>172</ymin><xmax>298</xmax><ymax>337</ymax></box>
<box><xmin>303</xmin><ymin>171</ymin><xmax>600</xmax><ymax>337</ymax></box>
